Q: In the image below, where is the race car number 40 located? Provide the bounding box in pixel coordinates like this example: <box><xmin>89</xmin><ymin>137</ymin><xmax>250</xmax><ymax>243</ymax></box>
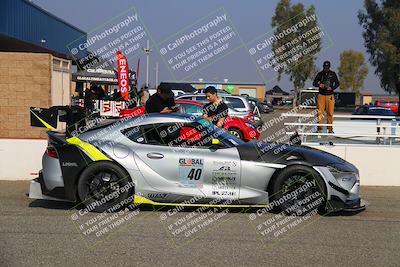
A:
<box><xmin>179</xmin><ymin>158</ymin><xmax>204</xmax><ymax>188</ymax></box>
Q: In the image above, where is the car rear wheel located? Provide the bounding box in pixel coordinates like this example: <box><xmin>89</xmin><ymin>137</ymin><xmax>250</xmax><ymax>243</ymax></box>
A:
<box><xmin>77</xmin><ymin>162</ymin><xmax>134</xmax><ymax>213</ymax></box>
<box><xmin>228</xmin><ymin>128</ymin><xmax>244</xmax><ymax>140</ymax></box>
<box><xmin>271</xmin><ymin>165</ymin><xmax>326</xmax><ymax>215</ymax></box>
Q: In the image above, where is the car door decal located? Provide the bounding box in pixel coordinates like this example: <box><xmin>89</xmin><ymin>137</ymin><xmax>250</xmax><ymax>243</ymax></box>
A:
<box><xmin>178</xmin><ymin>158</ymin><xmax>204</xmax><ymax>188</ymax></box>
<box><xmin>210</xmin><ymin>160</ymin><xmax>238</xmax><ymax>198</ymax></box>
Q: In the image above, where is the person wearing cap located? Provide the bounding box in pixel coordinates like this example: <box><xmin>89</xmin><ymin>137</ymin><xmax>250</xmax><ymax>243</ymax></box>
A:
<box><xmin>145</xmin><ymin>84</ymin><xmax>179</xmax><ymax>113</ymax></box>
<box><xmin>202</xmin><ymin>86</ymin><xmax>229</xmax><ymax>128</ymax></box>
<box><xmin>313</xmin><ymin>61</ymin><xmax>340</xmax><ymax>133</ymax></box>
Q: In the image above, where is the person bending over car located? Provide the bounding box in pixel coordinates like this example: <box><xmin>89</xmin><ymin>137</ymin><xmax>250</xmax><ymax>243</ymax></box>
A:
<box><xmin>202</xmin><ymin>86</ymin><xmax>228</xmax><ymax>128</ymax></box>
<box><xmin>145</xmin><ymin>84</ymin><xmax>179</xmax><ymax>113</ymax></box>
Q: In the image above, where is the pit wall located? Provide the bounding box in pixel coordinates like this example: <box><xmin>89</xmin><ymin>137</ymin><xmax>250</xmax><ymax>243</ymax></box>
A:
<box><xmin>0</xmin><ymin>138</ymin><xmax>399</xmax><ymax>186</ymax></box>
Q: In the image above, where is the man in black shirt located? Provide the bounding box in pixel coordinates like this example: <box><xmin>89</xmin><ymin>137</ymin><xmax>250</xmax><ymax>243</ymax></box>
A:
<box><xmin>84</xmin><ymin>86</ymin><xmax>95</xmax><ymax>114</ymax></box>
<box><xmin>202</xmin><ymin>86</ymin><xmax>228</xmax><ymax>128</ymax></box>
<box><xmin>313</xmin><ymin>61</ymin><xmax>340</xmax><ymax>133</ymax></box>
<box><xmin>145</xmin><ymin>85</ymin><xmax>179</xmax><ymax>113</ymax></box>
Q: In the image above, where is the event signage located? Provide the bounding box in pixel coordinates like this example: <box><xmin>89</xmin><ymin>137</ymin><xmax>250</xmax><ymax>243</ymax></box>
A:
<box><xmin>116</xmin><ymin>51</ymin><xmax>130</xmax><ymax>101</ymax></box>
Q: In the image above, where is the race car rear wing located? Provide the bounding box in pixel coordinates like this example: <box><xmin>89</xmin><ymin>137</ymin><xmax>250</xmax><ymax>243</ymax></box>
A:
<box><xmin>30</xmin><ymin>106</ymin><xmax>87</xmax><ymax>137</ymax></box>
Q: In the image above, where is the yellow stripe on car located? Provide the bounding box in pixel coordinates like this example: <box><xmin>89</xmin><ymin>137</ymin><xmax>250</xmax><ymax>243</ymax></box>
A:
<box><xmin>30</xmin><ymin>109</ymin><xmax>110</xmax><ymax>161</ymax></box>
<box><xmin>133</xmin><ymin>195</ymin><xmax>268</xmax><ymax>208</ymax></box>
<box><xmin>66</xmin><ymin>136</ymin><xmax>110</xmax><ymax>161</ymax></box>
<box><xmin>30</xmin><ymin>110</ymin><xmax>55</xmax><ymax>130</ymax></box>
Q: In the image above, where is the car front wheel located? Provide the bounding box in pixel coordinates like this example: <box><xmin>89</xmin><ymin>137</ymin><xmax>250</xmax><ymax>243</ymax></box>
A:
<box><xmin>271</xmin><ymin>165</ymin><xmax>326</xmax><ymax>215</ymax></box>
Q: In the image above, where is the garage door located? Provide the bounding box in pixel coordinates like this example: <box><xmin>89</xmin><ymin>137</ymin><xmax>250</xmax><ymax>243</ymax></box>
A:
<box><xmin>239</xmin><ymin>88</ymin><xmax>256</xmax><ymax>98</ymax></box>
<box><xmin>51</xmin><ymin>57</ymin><xmax>71</xmax><ymax>106</ymax></box>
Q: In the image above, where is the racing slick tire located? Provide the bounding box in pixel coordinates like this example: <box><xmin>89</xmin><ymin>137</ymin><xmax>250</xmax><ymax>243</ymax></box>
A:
<box><xmin>270</xmin><ymin>165</ymin><xmax>327</xmax><ymax>215</ymax></box>
<box><xmin>228</xmin><ymin>128</ymin><xmax>244</xmax><ymax>140</ymax></box>
<box><xmin>77</xmin><ymin>161</ymin><xmax>134</xmax><ymax>213</ymax></box>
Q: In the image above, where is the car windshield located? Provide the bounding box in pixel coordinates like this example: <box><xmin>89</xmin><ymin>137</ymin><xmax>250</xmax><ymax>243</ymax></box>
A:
<box><xmin>224</xmin><ymin>97</ymin><xmax>246</xmax><ymax>109</ymax></box>
<box><xmin>228</xmin><ymin>107</ymin><xmax>241</xmax><ymax>113</ymax></box>
<box><xmin>368</xmin><ymin>108</ymin><xmax>395</xmax><ymax>116</ymax></box>
<box><xmin>177</xmin><ymin>103</ymin><xmax>203</xmax><ymax>115</ymax></box>
<box><xmin>196</xmin><ymin>119</ymin><xmax>245</xmax><ymax>147</ymax></box>
<box><xmin>194</xmin><ymin>96</ymin><xmax>207</xmax><ymax>103</ymax></box>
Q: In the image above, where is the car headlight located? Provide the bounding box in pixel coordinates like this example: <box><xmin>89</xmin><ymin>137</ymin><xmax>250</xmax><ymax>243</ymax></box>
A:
<box><xmin>327</xmin><ymin>163</ymin><xmax>359</xmax><ymax>190</ymax></box>
<box><xmin>328</xmin><ymin>162</ymin><xmax>358</xmax><ymax>173</ymax></box>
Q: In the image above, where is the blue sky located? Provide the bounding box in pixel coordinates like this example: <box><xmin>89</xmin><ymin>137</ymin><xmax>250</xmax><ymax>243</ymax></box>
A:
<box><xmin>34</xmin><ymin>0</ymin><xmax>387</xmax><ymax>94</ymax></box>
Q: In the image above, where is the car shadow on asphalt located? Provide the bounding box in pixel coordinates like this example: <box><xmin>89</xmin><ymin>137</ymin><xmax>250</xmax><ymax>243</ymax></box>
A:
<box><xmin>323</xmin><ymin>210</ymin><xmax>365</xmax><ymax>216</ymax></box>
<box><xmin>28</xmin><ymin>199</ymin><xmax>76</xmax><ymax>210</ymax></box>
<box><xmin>27</xmin><ymin>200</ymin><xmax>364</xmax><ymax>216</ymax></box>
<box><xmin>27</xmin><ymin>200</ymin><xmax>263</xmax><ymax>214</ymax></box>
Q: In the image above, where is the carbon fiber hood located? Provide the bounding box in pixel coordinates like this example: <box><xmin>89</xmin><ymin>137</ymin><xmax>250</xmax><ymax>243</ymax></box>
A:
<box><xmin>237</xmin><ymin>141</ymin><xmax>352</xmax><ymax>167</ymax></box>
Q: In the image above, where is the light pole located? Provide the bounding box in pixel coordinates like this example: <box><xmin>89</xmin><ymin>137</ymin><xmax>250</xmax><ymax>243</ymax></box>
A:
<box><xmin>143</xmin><ymin>40</ymin><xmax>152</xmax><ymax>87</ymax></box>
<box><xmin>155</xmin><ymin>62</ymin><xmax>159</xmax><ymax>88</ymax></box>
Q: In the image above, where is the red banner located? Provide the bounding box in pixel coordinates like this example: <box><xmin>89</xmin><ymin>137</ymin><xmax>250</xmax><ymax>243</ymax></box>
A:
<box><xmin>116</xmin><ymin>51</ymin><xmax>130</xmax><ymax>101</ymax></box>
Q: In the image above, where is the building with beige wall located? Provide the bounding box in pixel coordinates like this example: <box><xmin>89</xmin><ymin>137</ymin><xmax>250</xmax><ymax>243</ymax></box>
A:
<box><xmin>0</xmin><ymin>0</ymin><xmax>86</xmax><ymax>180</ymax></box>
<box><xmin>0</xmin><ymin>52</ymin><xmax>72</xmax><ymax>138</ymax></box>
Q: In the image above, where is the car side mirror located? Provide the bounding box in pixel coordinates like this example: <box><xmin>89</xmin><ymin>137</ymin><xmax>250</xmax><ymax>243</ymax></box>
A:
<box><xmin>210</xmin><ymin>138</ymin><xmax>223</xmax><ymax>149</ymax></box>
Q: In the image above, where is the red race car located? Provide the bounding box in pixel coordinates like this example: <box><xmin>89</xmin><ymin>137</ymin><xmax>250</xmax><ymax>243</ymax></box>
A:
<box><xmin>119</xmin><ymin>99</ymin><xmax>260</xmax><ymax>141</ymax></box>
<box><xmin>375</xmin><ymin>100</ymin><xmax>399</xmax><ymax>114</ymax></box>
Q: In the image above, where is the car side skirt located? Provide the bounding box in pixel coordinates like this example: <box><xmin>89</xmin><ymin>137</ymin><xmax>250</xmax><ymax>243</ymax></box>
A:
<box><xmin>133</xmin><ymin>195</ymin><xmax>268</xmax><ymax>208</ymax></box>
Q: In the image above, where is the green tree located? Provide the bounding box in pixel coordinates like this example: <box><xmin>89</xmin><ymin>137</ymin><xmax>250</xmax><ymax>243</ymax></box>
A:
<box><xmin>338</xmin><ymin>50</ymin><xmax>369</xmax><ymax>93</ymax></box>
<box><xmin>271</xmin><ymin>0</ymin><xmax>321</xmax><ymax>106</ymax></box>
<box><xmin>358</xmin><ymin>0</ymin><xmax>400</xmax><ymax>114</ymax></box>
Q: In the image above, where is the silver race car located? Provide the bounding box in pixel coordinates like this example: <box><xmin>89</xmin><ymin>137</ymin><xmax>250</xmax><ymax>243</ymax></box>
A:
<box><xmin>29</xmin><ymin>112</ymin><xmax>365</xmax><ymax>214</ymax></box>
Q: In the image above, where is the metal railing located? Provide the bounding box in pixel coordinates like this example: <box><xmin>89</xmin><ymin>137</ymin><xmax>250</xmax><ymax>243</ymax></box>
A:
<box><xmin>282</xmin><ymin>113</ymin><xmax>400</xmax><ymax>145</ymax></box>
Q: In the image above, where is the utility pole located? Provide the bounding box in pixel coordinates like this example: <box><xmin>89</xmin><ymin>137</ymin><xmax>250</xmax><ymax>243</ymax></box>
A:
<box><xmin>143</xmin><ymin>40</ymin><xmax>152</xmax><ymax>87</ymax></box>
<box><xmin>155</xmin><ymin>62</ymin><xmax>159</xmax><ymax>88</ymax></box>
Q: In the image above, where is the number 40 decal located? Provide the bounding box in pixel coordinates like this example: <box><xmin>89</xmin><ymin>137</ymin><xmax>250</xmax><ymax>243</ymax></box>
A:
<box><xmin>187</xmin><ymin>168</ymin><xmax>202</xmax><ymax>180</ymax></box>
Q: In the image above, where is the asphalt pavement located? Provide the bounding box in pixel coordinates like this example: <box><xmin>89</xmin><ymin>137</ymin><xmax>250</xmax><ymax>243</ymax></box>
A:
<box><xmin>0</xmin><ymin>181</ymin><xmax>399</xmax><ymax>267</ymax></box>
